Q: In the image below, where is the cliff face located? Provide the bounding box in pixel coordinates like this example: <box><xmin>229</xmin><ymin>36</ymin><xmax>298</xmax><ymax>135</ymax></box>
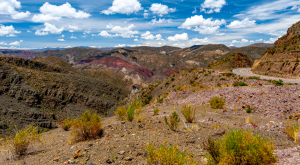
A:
<box><xmin>251</xmin><ymin>21</ymin><xmax>300</xmax><ymax>78</ymax></box>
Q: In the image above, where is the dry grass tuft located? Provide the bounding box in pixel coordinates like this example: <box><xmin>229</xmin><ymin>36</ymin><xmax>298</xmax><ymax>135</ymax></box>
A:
<box><xmin>181</xmin><ymin>104</ymin><xmax>196</xmax><ymax>123</ymax></box>
<box><xmin>3</xmin><ymin>125</ymin><xmax>43</xmax><ymax>157</ymax></box>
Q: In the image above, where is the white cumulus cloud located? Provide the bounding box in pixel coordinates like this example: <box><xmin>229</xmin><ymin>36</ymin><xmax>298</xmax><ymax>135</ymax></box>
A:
<box><xmin>58</xmin><ymin>39</ymin><xmax>65</xmax><ymax>41</ymax></box>
<box><xmin>167</xmin><ymin>33</ymin><xmax>188</xmax><ymax>41</ymax></box>
<box><xmin>70</xmin><ymin>36</ymin><xmax>77</xmax><ymax>39</ymax></box>
<box><xmin>0</xmin><ymin>0</ymin><xmax>30</xmax><ymax>19</ymax></box>
<box><xmin>179</xmin><ymin>15</ymin><xmax>226</xmax><ymax>35</ymax></box>
<box><xmin>149</xmin><ymin>3</ymin><xmax>176</xmax><ymax>16</ymax></box>
<box><xmin>105</xmin><ymin>24</ymin><xmax>138</xmax><ymax>38</ymax></box>
<box><xmin>35</xmin><ymin>22</ymin><xmax>64</xmax><ymax>35</ymax></box>
<box><xmin>0</xmin><ymin>24</ymin><xmax>21</xmax><ymax>36</ymax></box>
<box><xmin>150</xmin><ymin>18</ymin><xmax>172</xmax><ymax>24</ymax></box>
<box><xmin>32</xmin><ymin>2</ymin><xmax>91</xmax><ymax>22</ymax></box>
<box><xmin>68</xmin><ymin>25</ymin><xmax>80</xmax><ymax>32</ymax></box>
<box><xmin>227</xmin><ymin>18</ymin><xmax>256</xmax><ymax>28</ymax></box>
<box><xmin>102</xmin><ymin>0</ymin><xmax>143</xmax><ymax>15</ymax></box>
<box><xmin>0</xmin><ymin>40</ymin><xmax>23</xmax><ymax>46</ymax></box>
<box><xmin>264</xmin><ymin>37</ymin><xmax>278</xmax><ymax>43</ymax></box>
<box><xmin>115</xmin><ymin>44</ymin><xmax>126</xmax><ymax>47</ymax></box>
<box><xmin>201</xmin><ymin>0</ymin><xmax>226</xmax><ymax>14</ymax></box>
<box><xmin>99</xmin><ymin>31</ymin><xmax>113</xmax><ymax>38</ymax></box>
<box><xmin>140</xmin><ymin>31</ymin><xmax>163</xmax><ymax>40</ymax></box>
<box><xmin>241</xmin><ymin>39</ymin><xmax>249</xmax><ymax>44</ymax></box>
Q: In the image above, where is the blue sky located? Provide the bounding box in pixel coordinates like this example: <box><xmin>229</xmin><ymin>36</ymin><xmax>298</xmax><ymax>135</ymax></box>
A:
<box><xmin>0</xmin><ymin>0</ymin><xmax>300</xmax><ymax>49</ymax></box>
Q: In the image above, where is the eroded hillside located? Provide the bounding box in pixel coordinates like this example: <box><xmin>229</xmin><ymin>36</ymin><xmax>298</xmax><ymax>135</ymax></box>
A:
<box><xmin>252</xmin><ymin>21</ymin><xmax>300</xmax><ymax>78</ymax></box>
<box><xmin>0</xmin><ymin>56</ymin><xmax>131</xmax><ymax>137</ymax></box>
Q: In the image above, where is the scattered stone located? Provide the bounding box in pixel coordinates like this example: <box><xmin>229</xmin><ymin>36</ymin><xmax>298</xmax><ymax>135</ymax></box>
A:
<box><xmin>125</xmin><ymin>156</ymin><xmax>133</xmax><ymax>161</ymax></box>
<box><xmin>106</xmin><ymin>159</ymin><xmax>112</xmax><ymax>164</ymax></box>
<box><xmin>118</xmin><ymin>151</ymin><xmax>125</xmax><ymax>155</ymax></box>
<box><xmin>53</xmin><ymin>157</ymin><xmax>60</xmax><ymax>161</ymax></box>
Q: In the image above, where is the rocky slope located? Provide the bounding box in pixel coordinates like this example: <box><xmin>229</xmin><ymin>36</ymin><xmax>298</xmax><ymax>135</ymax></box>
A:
<box><xmin>252</xmin><ymin>21</ymin><xmax>300</xmax><ymax>78</ymax></box>
<box><xmin>209</xmin><ymin>46</ymin><xmax>266</xmax><ymax>71</ymax></box>
<box><xmin>0</xmin><ymin>56</ymin><xmax>131</xmax><ymax>136</ymax></box>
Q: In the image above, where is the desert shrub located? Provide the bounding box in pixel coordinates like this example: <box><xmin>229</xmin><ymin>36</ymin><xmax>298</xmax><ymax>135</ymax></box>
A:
<box><xmin>4</xmin><ymin>125</ymin><xmax>43</xmax><ymax>157</ymax></box>
<box><xmin>172</xmin><ymin>84</ymin><xmax>175</xmax><ymax>87</ymax></box>
<box><xmin>165</xmin><ymin>82</ymin><xmax>169</xmax><ymax>86</ymax></box>
<box><xmin>181</xmin><ymin>104</ymin><xmax>195</xmax><ymax>123</ymax></box>
<box><xmin>217</xmin><ymin>83</ymin><xmax>221</xmax><ymax>87</ymax></box>
<box><xmin>146</xmin><ymin>141</ymin><xmax>198</xmax><ymax>165</ymax></box>
<box><xmin>164</xmin><ymin>111</ymin><xmax>180</xmax><ymax>131</ymax></box>
<box><xmin>126</xmin><ymin>106</ymin><xmax>135</xmax><ymax>122</ymax></box>
<box><xmin>154</xmin><ymin>107</ymin><xmax>160</xmax><ymax>116</ymax></box>
<box><xmin>204</xmin><ymin>73</ymin><xmax>208</xmax><ymax>76</ymax></box>
<box><xmin>210</xmin><ymin>97</ymin><xmax>225</xmax><ymax>109</ymax></box>
<box><xmin>293</xmin><ymin>58</ymin><xmax>300</xmax><ymax>62</ymax></box>
<box><xmin>114</xmin><ymin>106</ymin><xmax>127</xmax><ymax>121</ymax></box>
<box><xmin>71</xmin><ymin>110</ymin><xmax>102</xmax><ymax>142</ymax></box>
<box><xmin>177</xmin><ymin>86</ymin><xmax>181</xmax><ymax>91</ymax></box>
<box><xmin>171</xmin><ymin>77</ymin><xmax>175</xmax><ymax>81</ymax></box>
<box><xmin>270</xmin><ymin>79</ymin><xmax>283</xmax><ymax>86</ymax></box>
<box><xmin>248</xmin><ymin>76</ymin><xmax>260</xmax><ymax>80</ymax></box>
<box><xmin>220</xmin><ymin>78</ymin><xmax>225</xmax><ymax>81</ymax></box>
<box><xmin>233</xmin><ymin>81</ymin><xmax>248</xmax><ymax>87</ymax></box>
<box><xmin>204</xmin><ymin>129</ymin><xmax>277</xmax><ymax>165</ymax></box>
<box><xmin>131</xmin><ymin>98</ymin><xmax>143</xmax><ymax>109</ymax></box>
<box><xmin>190</xmin><ymin>79</ymin><xmax>195</xmax><ymax>84</ymax></box>
<box><xmin>285</xmin><ymin>123</ymin><xmax>299</xmax><ymax>142</ymax></box>
<box><xmin>63</xmin><ymin>118</ymin><xmax>73</xmax><ymax>131</ymax></box>
<box><xmin>191</xmin><ymin>89</ymin><xmax>196</xmax><ymax>92</ymax></box>
<box><xmin>246</xmin><ymin>107</ymin><xmax>254</xmax><ymax>113</ymax></box>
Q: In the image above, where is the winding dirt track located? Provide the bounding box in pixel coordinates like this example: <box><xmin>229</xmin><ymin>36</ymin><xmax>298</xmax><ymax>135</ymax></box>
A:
<box><xmin>232</xmin><ymin>68</ymin><xmax>300</xmax><ymax>84</ymax></box>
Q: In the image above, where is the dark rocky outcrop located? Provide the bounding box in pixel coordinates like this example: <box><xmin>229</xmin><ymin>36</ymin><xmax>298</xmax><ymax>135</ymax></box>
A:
<box><xmin>233</xmin><ymin>53</ymin><xmax>252</xmax><ymax>68</ymax></box>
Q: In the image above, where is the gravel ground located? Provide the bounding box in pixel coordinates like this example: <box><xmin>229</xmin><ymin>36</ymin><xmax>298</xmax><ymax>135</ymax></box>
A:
<box><xmin>171</xmin><ymin>85</ymin><xmax>300</xmax><ymax>119</ymax></box>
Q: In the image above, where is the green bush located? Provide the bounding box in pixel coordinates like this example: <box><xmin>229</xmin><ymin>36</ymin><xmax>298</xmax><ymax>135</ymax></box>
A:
<box><xmin>248</xmin><ymin>76</ymin><xmax>260</xmax><ymax>80</ymax></box>
<box><xmin>217</xmin><ymin>83</ymin><xmax>221</xmax><ymax>87</ymax></box>
<box><xmin>126</xmin><ymin>106</ymin><xmax>135</xmax><ymax>122</ymax></box>
<box><xmin>4</xmin><ymin>125</ymin><xmax>43</xmax><ymax>157</ymax></box>
<box><xmin>63</xmin><ymin>118</ymin><xmax>73</xmax><ymax>131</ymax></box>
<box><xmin>146</xmin><ymin>142</ymin><xmax>198</xmax><ymax>165</ymax></box>
<box><xmin>114</xmin><ymin>106</ymin><xmax>127</xmax><ymax>121</ymax></box>
<box><xmin>165</xmin><ymin>82</ymin><xmax>169</xmax><ymax>86</ymax></box>
<box><xmin>164</xmin><ymin>111</ymin><xmax>180</xmax><ymax>131</ymax></box>
<box><xmin>154</xmin><ymin>107</ymin><xmax>160</xmax><ymax>116</ymax></box>
<box><xmin>210</xmin><ymin>97</ymin><xmax>225</xmax><ymax>109</ymax></box>
<box><xmin>204</xmin><ymin>129</ymin><xmax>277</xmax><ymax>165</ymax></box>
<box><xmin>220</xmin><ymin>78</ymin><xmax>225</xmax><ymax>81</ymax></box>
<box><xmin>71</xmin><ymin>110</ymin><xmax>102</xmax><ymax>142</ymax></box>
<box><xmin>246</xmin><ymin>107</ymin><xmax>254</xmax><ymax>113</ymax></box>
<box><xmin>270</xmin><ymin>79</ymin><xmax>283</xmax><ymax>86</ymax></box>
<box><xmin>181</xmin><ymin>104</ymin><xmax>195</xmax><ymax>123</ymax></box>
<box><xmin>233</xmin><ymin>81</ymin><xmax>248</xmax><ymax>87</ymax></box>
